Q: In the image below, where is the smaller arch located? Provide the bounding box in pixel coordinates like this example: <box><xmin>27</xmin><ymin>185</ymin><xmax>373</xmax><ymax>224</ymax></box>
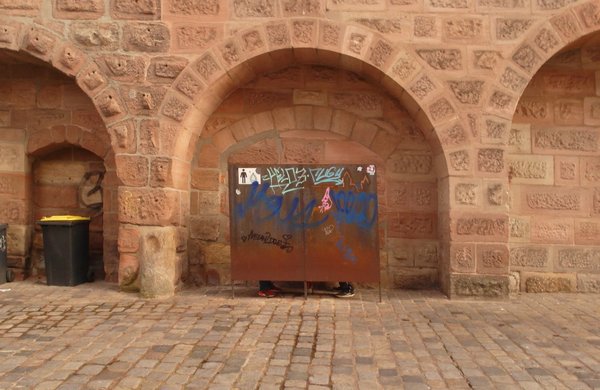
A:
<box><xmin>0</xmin><ymin>20</ymin><xmax>131</xmax><ymax>144</ymax></box>
<box><xmin>488</xmin><ymin>0</ymin><xmax>600</xmax><ymax>115</ymax></box>
<box><xmin>28</xmin><ymin>125</ymin><xmax>111</xmax><ymax>160</ymax></box>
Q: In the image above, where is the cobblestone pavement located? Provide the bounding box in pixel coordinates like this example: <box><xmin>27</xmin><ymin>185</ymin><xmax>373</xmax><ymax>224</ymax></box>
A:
<box><xmin>1</xmin><ymin>281</ymin><xmax>600</xmax><ymax>389</ymax></box>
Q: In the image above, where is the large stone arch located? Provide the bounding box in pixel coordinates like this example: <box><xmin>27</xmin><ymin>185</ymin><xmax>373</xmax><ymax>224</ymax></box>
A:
<box><xmin>0</xmin><ymin>22</ymin><xmax>134</xmax><ymax>285</ymax></box>
<box><xmin>484</xmin><ymin>2</ymin><xmax>600</xmax><ymax>293</ymax></box>
<box><xmin>157</xmin><ymin>18</ymin><xmax>474</xmax><ymax>182</ymax></box>
<box><xmin>156</xmin><ymin>18</ymin><xmax>491</xmax><ymax>296</ymax></box>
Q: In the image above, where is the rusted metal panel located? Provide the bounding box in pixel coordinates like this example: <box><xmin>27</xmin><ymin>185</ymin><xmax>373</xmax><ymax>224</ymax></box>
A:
<box><xmin>229</xmin><ymin>164</ymin><xmax>379</xmax><ymax>283</ymax></box>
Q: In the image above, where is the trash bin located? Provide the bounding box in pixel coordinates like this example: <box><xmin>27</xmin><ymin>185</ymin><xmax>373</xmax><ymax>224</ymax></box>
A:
<box><xmin>38</xmin><ymin>216</ymin><xmax>91</xmax><ymax>286</ymax></box>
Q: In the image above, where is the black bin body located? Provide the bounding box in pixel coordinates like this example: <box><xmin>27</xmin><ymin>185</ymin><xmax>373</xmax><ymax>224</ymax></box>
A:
<box><xmin>0</xmin><ymin>224</ymin><xmax>7</xmax><ymax>284</ymax></box>
<box><xmin>39</xmin><ymin>219</ymin><xmax>90</xmax><ymax>286</ymax></box>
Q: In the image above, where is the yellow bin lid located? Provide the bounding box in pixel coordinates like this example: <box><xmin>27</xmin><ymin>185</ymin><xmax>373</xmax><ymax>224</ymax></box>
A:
<box><xmin>40</xmin><ymin>215</ymin><xmax>91</xmax><ymax>222</ymax></box>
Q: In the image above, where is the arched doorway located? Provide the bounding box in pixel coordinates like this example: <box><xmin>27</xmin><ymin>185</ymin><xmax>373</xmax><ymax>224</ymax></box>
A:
<box><xmin>0</xmin><ymin>49</ymin><xmax>118</xmax><ymax>282</ymax></box>
<box><xmin>186</xmin><ymin>63</ymin><xmax>444</xmax><ymax>290</ymax></box>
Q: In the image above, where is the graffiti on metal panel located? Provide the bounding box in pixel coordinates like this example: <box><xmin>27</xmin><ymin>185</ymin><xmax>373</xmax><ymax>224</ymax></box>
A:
<box><xmin>240</xmin><ymin>230</ymin><xmax>294</xmax><ymax>253</ymax></box>
<box><xmin>235</xmin><ymin>181</ymin><xmax>327</xmax><ymax>230</ymax></box>
<box><xmin>235</xmin><ymin>165</ymin><xmax>378</xmax><ymax>263</ymax></box>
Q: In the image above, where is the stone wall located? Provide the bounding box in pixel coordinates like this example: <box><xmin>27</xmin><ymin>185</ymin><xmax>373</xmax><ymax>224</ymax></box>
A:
<box><xmin>510</xmin><ymin>42</ymin><xmax>600</xmax><ymax>293</ymax></box>
<box><xmin>1</xmin><ymin>0</ymin><xmax>600</xmax><ymax>297</ymax></box>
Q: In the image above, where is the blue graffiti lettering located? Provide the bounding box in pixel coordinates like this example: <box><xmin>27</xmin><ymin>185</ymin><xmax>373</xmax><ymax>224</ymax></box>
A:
<box><xmin>235</xmin><ymin>182</ymin><xmax>328</xmax><ymax>230</ymax></box>
<box><xmin>336</xmin><ymin>238</ymin><xmax>357</xmax><ymax>263</ymax></box>
<box><xmin>329</xmin><ymin>190</ymin><xmax>378</xmax><ymax>229</ymax></box>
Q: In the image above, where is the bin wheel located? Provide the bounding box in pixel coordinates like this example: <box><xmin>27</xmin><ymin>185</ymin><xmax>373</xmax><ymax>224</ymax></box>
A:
<box><xmin>87</xmin><ymin>270</ymin><xmax>95</xmax><ymax>283</ymax></box>
<box><xmin>6</xmin><ymin>269</ymin><xmax>14</xmax><ymax>283</ymax></box>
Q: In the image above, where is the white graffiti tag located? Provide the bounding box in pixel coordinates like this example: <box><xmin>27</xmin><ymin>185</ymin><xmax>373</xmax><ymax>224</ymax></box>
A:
<box><xmin>263</xmin><ymin>167</ymin><xmax>309</xmax><ymax>195</ymax></box>
<box><xmin>309</xmin><ymin>167</ymin><xmax>345</xmax><ymax>186</ymax></box>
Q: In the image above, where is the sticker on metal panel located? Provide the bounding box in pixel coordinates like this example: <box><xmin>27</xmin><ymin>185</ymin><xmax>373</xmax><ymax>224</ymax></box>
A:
<box><xmin>238</xmin><ymin>167</ymin><xmax>261</xmax><ymax>185</ymax></box>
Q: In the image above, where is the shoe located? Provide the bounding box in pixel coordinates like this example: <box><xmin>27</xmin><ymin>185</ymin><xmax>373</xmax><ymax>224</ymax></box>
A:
<box><xmin>336</xmin><ymin>289</ymin><xmax>355</xmax><ymax>298</ymax></box>
<box><xmin>258</xmin><ymin>289</ymin><xmax>277</xmax><ymax>298</ymax></box>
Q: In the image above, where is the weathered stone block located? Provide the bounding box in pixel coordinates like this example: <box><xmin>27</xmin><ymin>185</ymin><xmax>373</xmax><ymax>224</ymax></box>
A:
<box><xmin>122</xmin><ymin>23</ymin><xmax>170</xmax><ymax>52</ymax></box>
<box><xmin>507</xmin><ymin>155</ymin><xmax>553</xmax><ymax>184</ymax></box>
<box><xmin>6</xmin><ymin>224</ymin><xmax>31</xmax><ymax>257</ymax></box>
<box><xmin>443</xmin><ymin>17</ymin><xmax>485</xmax><ymax>43</ymax></box>
<box><xmin>122</xmin><ymin>86</ymin><xmax>166</xmax><ymax>115</ymax></box>
<box><xmin>0</xmin><ymin>173</ymin><xmax>28</xmax><ymax>199</ymax></box>
<box><xmin>577</xmin><ymin>274</ymin><xmax>600</xmax><ymax>293</ymax></box>
<box><xmin>107</xmin><ymin>120</ymin><xmax>136</xmax><ymax>154</ymax></box>
<box><xmin>387</xmin><ymin>153</ymin><xmax>433</xmax><ymax>176</ymax></box>
<box><xmin>233</xmin><ymin>0</ymin><xmax>275</xmax><ymax>16</ymax></box>
<box><xmin>392</xmin><ymin>269</ymin><xmax>437</xmax><ymax>289</ymax></box>
<box><xmin>453</xmin><ymin>213</ymin><xmax>508</xmax><ymax>241</ymax></box>
<box><xmin>22</xmin><ymin>27</ymin><xmax>56</xmax><ymax>61</ymax></box>
<box><xmin>190</xmin><ymin>216</ymin><xmax>220</xmax><ymax>241</ymax></box>
<box><xmin>147</xmin><ymin>56</ymin><xmax>188</xmax><ymax>84</ymax></box>
<box><xmin>510</xmin><ymin>245</ymin><xmax>550</xmax><ymax>271</ymax></box>
<box><xmin>0</xmin><ymin>0</ymin><xmax>40</xmax><ymax>16</ymax></box>
<box><xmin>0</xmin><ymin>143</ymin><xmax>25</xmax><ymax>172</ymax></box>
<box><xmin>116</xmin><ymin>155</ymin><xmax>148</xmax><ymax>187</ymax></box>
<box><xmin>509</xmin><ymin>216</ymin><xmax>530</xmax><ymax>241</ymax></box>
<box><xmin>414</xmin><ymin>16</ymin><xmax>438</xmax><ymax>39</ymax></box>
<box><xmin>520</xmin><ymin>186</ymin><xmax>590</xmax><ymax>216</ymax></box>
<box><xmin>34</xmin><ymin>185</ymin><xmax>78</xmax><ymax>208</ymax></box>
<box><xmin>139</xmin><ymin>226</ymin><xmax>178</xmax><ymax>298</ymax></box>
<box><xmin>118</xmin><ymin>226</ymin><xmax>140</xmax><ymax>253</ymax></box>
<box><xmin>119</xmin><ymin>187</ymin><xmax>180</xmax><ymax>226</ymax></box>
<box><xmin>555</xmin><ymin>248</ymin><xmax>600</xmax><ymax>273</ymax></box>
<box><xmin>327</xmin><ymin>0</ymin><xmax>385</xmax><ymax>11</ymax></box>
<box><xmin>168</xmin><ymin>0</ymin><xmax>223</xmax><ymax>16</ymax></box>
<box><xmin>495</xmin><ymin>18</ymin><xmax>533</xmax><ymax>41</ymax></box>
<box><xmin>54</xmin><ymin>0</ymin><xmax>104</xmax><ymax>19</ymax></box>
<box><xmin>149</xmin><ymin>157</ymin><xmax>177</xmax><ymax>188</ymax></box>
<box><xmin>70</xmin><ymin>22</ymin><xmax>119</xmax><ymax>50</ymax></box>
<box><xmin>98</xmin><ymin>54</ymin><xmax>147</xmax><ymax>83</ymax></box>
<box><xmin>554</xmin><ymin>156</ymin><xmax>579</xmax><ymax>186</ymax></box>
<box><xmin>452</xmin><ymin>180</ymin><xmax>479</xmax><ymax>207</ymax></box>
<box><xmin>575</xmin><ymin>220</ymin><xmax>600</xmax><ymax>245</ymax></box>
<box><xmin>477</xmin><ymin>148</ymin><xmax>504</xmax><ymax>173</ymax></box>
<box><xmin>508</xmin><ymin>123</ymin><xmax>531</xmax><ymax>154</ymax></box>
<box><xmin>450</xmin><ymin>243</ymin><xmax>476</xmax><ymax>273</ymax></box>
<box><xmin>191</xmin><ymin>169</ymin><xmax>220</xmax><ymax>191</ymax></box>
<box><xmin>523</xmin><ymin>272</ymin><xmax>576</xmax><ymax>293</ymax></box>
<box><xmin>388</xmin><ymin>212</ymin><xmax>437</xmax><ymax>239</ymax></box>
<box><xmin>417</xmin><ymin>49</ymin><xmax>463</xmax><ymax>70</ymax></box>
<box><xmin>450</xmin><ymin>274</ymin><xmax>509</xmax><ymax>298</ymax></box>
<box><xmin>34</xmin><ymin>160</ymin><xmax>86</xmax><ymax>186</ymax></box>
<box><xmin>531</xmin><ymin>217</ymin><xmax>573</xmax><ymax>244</ymax></box>
<box><xmin>77</xmin><ymin>63</ymin><xmax>108</xmax><ymax>95</ymax></box>
<box><xmin>477</xmin><ymin>244</ymin><xmax>509</xmax><ymax>274</ymax></box>
<box><xmin>111</xmin><ymin>0</ymin><xmax>160</xmax><ymax>19</ymax></box>
<box><xmin>448</xmin><ymin>80</ymin><xmax>484</xmax><ymax>105</ymax></box>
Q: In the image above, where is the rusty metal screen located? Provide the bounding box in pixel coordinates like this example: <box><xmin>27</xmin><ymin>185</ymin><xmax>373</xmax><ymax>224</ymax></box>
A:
<box><xmin>229</xmin><ymin>165</ymin><xmax>380</xmax><ymax>283</ymax></box>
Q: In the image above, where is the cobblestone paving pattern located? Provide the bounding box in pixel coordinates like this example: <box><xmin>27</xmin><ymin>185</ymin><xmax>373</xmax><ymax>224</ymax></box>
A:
<box><xmin>0</xmin><ymin>281</ymin><xmax>599</xmax><ymax>389</ymax></box>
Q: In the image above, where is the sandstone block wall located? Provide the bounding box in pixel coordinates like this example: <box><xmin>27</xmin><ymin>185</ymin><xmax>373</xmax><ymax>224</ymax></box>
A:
<box><xmin>0</xmin><ymin>0</ymin><xmax>599</xmax><ymax>297</ymax></box>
